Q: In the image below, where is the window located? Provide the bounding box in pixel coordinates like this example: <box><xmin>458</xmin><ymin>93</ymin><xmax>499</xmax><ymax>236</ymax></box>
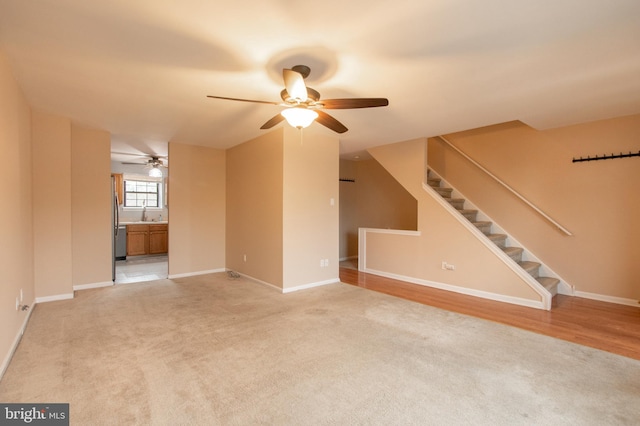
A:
<box><xmin>124</xmin><ymin>179</ymin><xmax>160</xmax><ymax>208</ymax></box>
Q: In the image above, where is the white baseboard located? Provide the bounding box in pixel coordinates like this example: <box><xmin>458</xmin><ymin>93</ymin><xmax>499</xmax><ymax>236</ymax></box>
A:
<box><xmin>234</xmin><ymin>272</ymin><xmax>283</xmax><ymax>292</ymax></box>
<box><xmin>35</xmin><ymin>293</ymin><xmax>74</xmax><ymax>304</ymax></box>
<box><xmin>230</xmin><ymin>272</ymin><xmax>339</xmax><ymax>294</ymax></box>
<box><xmin>168</xmin><ymin>268</ymin><xmax>226</xmax><ymax>279</ymax></box>
<box><xmin>1</xmin><ymin>301</ymin><xmax>35</xmax><ymax>382</ymax></box>
<box><xmin>73</xmin><ymin>281</ymin><xmax>114</xmax><ymax>291</ymax></box>
<box><xmin>574</xmin><ymin>290</ymin><xmax>639</xmax><ymax>307</ymax></box>
<box><xmin>363</xmin><ymin>267</ymin><xmax>546</xmax><ymax>310</ymax></box>
<box><xmin>282</xmin><ymin>278</ymin><xmax>340</xmax><ymax>294</ymax></box>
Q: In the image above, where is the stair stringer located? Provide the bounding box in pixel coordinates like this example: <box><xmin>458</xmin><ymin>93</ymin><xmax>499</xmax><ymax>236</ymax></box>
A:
<box><xmin>429</xmin><ymin>170</ymin><xmax>573</xmax><ymax>297</ymax></box>
<box><xmin>366</xmin><ymin>138</ymin><xmax>549</xmax><ymax>310</ymax></box>
<box><xmin>422</xmin><ymin>181</ymin><xmax>552</xmax><ymax>309</ymax></box>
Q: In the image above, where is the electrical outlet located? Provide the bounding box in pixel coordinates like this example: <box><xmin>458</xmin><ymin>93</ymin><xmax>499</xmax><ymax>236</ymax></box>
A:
<box><xmin>243</xmin><ymin>254</ymin><xmax>247</xmax><ymax>262</ymax></box>
<box><xmin>442</xmin><ymin>261</ymin><xmax>456</xmax><ymax>271</ymax></box>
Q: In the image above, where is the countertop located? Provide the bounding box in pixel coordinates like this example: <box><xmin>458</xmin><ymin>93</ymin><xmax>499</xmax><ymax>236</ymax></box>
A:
<box><xmin>119</xmin><ymin>221</ymin><xmax>168</xmax><ymax>225</ymax></box>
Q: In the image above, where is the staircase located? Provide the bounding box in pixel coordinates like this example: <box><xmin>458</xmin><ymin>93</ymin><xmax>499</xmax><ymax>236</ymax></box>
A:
<box><xmin>427</xmin><ymin>170</ymin><xmax>560</xmax><ymax>297</ymax></box>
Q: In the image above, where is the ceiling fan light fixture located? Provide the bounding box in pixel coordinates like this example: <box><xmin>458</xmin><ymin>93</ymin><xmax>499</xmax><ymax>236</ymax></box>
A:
<box><xmin>149</xmin><ymin>166</ymin><xmax>163</xmax><ymax>178</ymax></box>
<box><xmin>281</xmin><ymin>107</ymin><xmax>318</xmax><ymax>129</ymax></box>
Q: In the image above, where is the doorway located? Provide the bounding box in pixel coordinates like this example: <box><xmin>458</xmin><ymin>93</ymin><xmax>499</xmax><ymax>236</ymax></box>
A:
<box><xmin>111</xmin><ymin>146</ymin><xmax>169</xmax><ymax>285</ymax></box>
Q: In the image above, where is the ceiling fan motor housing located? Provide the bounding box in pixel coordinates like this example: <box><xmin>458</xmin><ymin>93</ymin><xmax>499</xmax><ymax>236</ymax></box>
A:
<box><xmin>280</xmin><ymin>87</ymin><xmax>320</xmax><ymax>104</ymax></box>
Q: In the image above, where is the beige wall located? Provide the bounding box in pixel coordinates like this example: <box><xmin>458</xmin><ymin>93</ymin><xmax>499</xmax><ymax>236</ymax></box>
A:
<box><xmin>339</xmin><ymin>158</ymin><xmax>418</xmax><ymax>259</ymax></box>
<box><xmin>71</xmin><ymin>126</ymin><xmax>112</xmax><ymax>287</ymax></box>
<box><xmin>168</xmin><ymin>142</ymin><xmax>226</xmax><ymax>277</ymax></box>
<box><xmin>32</xmin><ymin>111</ymin><xmax>74</xmax><ymax>300</ymax></box>
<box><xmin>0</xmin><ymin>51</ymin><xmax>33</xmax><ymax>375</ymax></box>
<box><xmin>226</xmin><ymin>130</ymin><xmax>284</xmax><ymax>287</ymax></box>
<box><xmin>339</xmin><ymin>160</ymin><xmax>358</xmax><ymax>259</ymax></box>
<box><xmin>429</xmin><ymin>117</ymin><xmax>640</xmax><ymax>301</ymax></box>
<box><xmin>227</xmin><ymin>127</ymin><xmax>340</xmax><ymax>290</ymax></box>
<box><xmin>282</xmin><ymin>127</ymin><xmax>339</xmax><ymax>289</ymax></box>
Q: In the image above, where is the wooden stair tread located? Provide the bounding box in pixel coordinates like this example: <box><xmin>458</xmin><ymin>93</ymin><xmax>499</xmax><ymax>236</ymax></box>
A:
<box><xmin>537</xmin><ymin>276</ymin><xmax>560</xmax><ymax>291</ymax></box>
<box><xmin>502</xmin><ymin>246</ymin><xmax>524</xmax><ymax>256</ymax></box>
<box><xmin>518</xmin><ymin>261</ymin><xmax>541</xmax><ymax>278</ymax></box>
<box><xmin>473</xmin><ymin>221</ymin><xmax>492</xmax><ymax>226</ymax></box>
<box><xmin>446</xmin><ymin>198</ymin><xmax>465</xmax><ymax>209</ymax></box>
<box><xmin>434</xmin><ymin>187</ymin><xmax>453</xmax><ymax>197</ymax></box>
<box><xmin>502</xmin><ymin>246</ymin><xmax>524</xmax><ymax>262</ymax></box>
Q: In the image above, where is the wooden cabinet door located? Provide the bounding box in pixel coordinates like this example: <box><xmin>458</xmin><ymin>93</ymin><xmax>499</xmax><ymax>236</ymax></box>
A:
<box><xmin>127</xmin><ymin>225</ymin><xmax>149</xmax><ymax>256</ymax></box>
<box><xmin>149</xmin><ymin>224</ymin><xmax>168</xmax><ymax>254</ymax></box>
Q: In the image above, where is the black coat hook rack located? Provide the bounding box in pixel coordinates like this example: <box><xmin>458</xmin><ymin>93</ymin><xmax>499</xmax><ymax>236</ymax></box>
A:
<box><xmin>572</xmin><ymin>150</ymin><xmax>640</xmax><ymax>163</ymax></box>
<box><xmin>339</xmin><ymin>178</ymin><xmax>355</xmax><ymax>183</ymax></box>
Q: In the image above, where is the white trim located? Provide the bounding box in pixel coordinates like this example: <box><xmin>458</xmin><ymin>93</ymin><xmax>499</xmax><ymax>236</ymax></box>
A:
<box><xmin>358</xmin><ymin>228</ymin><xmax>421</xmax><ymax>272</ymax></box>
<box><xmin>35</xmin><ymin>293</ymin><xmax>74</xmax><ymax>303</ymax></box>
<box><xmin>73</xmin><ymin>281</ymin><xmax>114</xmax><ymax>291</ymax></box>
<box><xmin>229</xmin><ymin>272</ymin><xmax>339</xmax><ymax>294</ymax></box>
<box><xmin>234</xmin><ymin>272</ymin><xmax>283</xmax><ymax>292</ymax></box>
<box><xmin>168</xmin><ymin>268</ymin><xmax>226</xmax><ymax>279</ymax></box>
<box><xmin>574</xmin><ymin>291</ymin><xmax>640</xmax><ymax>308</ymax></box>
<box><xmin>360</xmin><ymin>228</ymin><xmax>421</xmax><ymax>236</ymax></box>
<box><xmin>364</xmin><ymin>267</ymin><xmax>546</xmax><ymax>310</ymax></box>
<box><xmin>0</xmin><ymin>301</ymin><xmax>35</xmax><ymax>381</ymax></box>
<box><xmin>282</xmin><ymin>278</ymin><xmax>340</xmax><ymax>294</ymax></box>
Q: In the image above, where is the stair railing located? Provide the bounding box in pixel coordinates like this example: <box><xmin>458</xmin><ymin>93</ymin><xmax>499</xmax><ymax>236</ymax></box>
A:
<box><xmin>435</xmin><ymin>135</ymin><xmax>573</xmax><ymax>236</ymax></box>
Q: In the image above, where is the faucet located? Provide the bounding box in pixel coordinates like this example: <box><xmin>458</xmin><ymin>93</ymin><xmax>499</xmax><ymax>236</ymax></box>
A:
<box><xmin>142</xmin><ymin>205</ymin><xmax>147</xmax><ymax>222</ymax></box>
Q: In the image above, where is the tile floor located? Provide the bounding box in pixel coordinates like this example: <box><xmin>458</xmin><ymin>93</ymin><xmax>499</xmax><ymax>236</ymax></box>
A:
<box><xmin>115</xmin><ymin>255</ymin><xmax>168</xmax><ymax>284</ymax></box>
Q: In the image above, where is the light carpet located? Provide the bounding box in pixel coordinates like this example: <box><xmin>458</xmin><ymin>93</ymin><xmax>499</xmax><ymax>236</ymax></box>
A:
<box><xmin>1</xmin><ymin>273</ymin><xmax>639</xmax><ymax>425</ymax></box>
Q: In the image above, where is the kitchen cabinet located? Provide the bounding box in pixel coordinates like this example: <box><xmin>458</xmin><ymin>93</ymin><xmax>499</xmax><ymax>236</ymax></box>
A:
<box><xmin>126</xmin><ymin>224</ymin><xmax>149</xmax><ymax>256</ymax></box>
<box><xmin>149</xmin><ymin>224</ymin><xmax>168</xmax><ymax>254</ymax></box>
<box><xmin>126</xmin><ymin>223</ymin><xmax>168</xmax><ymax>256</ymax></box>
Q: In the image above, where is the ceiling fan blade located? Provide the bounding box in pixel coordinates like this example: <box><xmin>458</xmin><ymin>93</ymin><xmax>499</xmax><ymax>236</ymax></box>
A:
<box><xmin>320</xmin><ymin>98</ymin><xmax>389</xmax><ymax>109</ymax></box>
<box><xmin>260</xmin><ymin>113</ymin><xmax>286</xmax><ymax>130</ymax></box>
<box><xmin>315</xmin><ymin>110</ymin><xmax>348</xmax><ymax>134</ymax></box>
<box><xmin>283</xmin><ymin>69</ymin><xmax>308</xmax><ymax>101</ymax></box>
<box><xmin>207</xmin><ymin>95</ymin><xmax>279</xmax><ymax>105</ymax></box>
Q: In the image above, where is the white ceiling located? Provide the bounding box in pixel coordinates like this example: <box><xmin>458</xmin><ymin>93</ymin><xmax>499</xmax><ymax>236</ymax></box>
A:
<box><xmin>1</xmin><ymin>0</ymin><xmax>639</xmax><ymax>161</ymax></box>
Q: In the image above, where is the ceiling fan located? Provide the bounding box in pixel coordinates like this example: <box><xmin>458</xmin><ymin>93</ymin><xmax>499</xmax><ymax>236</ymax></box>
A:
<box><xmin>120</xmin><ymin>155</ymin><xmax>167</xmax><ymax>177</ymax></box>
<box><xmin>206</xmin><ymin>65</ymin><xmax>389</xmax><ymax>134</ymax></box>
<box><xmin>121</xmin><ymin>156</ymin><xmax>167</xmax><ymax>168</ymax></box>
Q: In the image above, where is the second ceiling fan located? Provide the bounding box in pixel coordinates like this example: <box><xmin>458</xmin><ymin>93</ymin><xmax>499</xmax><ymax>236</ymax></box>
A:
<box><xmin>207</xmin><ymin>65</ymin><xmax>389</xmax><ymax>134</ymax></box>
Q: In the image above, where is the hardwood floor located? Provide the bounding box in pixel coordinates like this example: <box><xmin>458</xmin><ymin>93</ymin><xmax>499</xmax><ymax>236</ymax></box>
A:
<box><xmin>340</xmin><ymin>267</ymin><xmax>640</xmax><ymax>361</ymax></box>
